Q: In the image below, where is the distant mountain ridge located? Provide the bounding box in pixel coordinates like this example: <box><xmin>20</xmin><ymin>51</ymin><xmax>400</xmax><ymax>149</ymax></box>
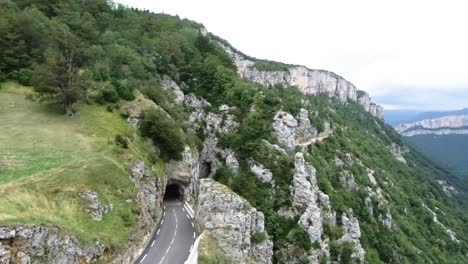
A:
<box><xmin>410</xmin><ymin>108</ymin><xmax>468</xmax><ymax>122</ymax></box>
<box><xmin>396</xmin><ymin>108</ymin><xmax>468</xmax><ymax>136</ymax></box>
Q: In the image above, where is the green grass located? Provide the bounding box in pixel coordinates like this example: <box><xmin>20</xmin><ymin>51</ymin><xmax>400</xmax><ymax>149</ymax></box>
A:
<box><xmin>0</xmin><ymin>82</ymin><xmax>153</xmax><ymax>249</ymax></box>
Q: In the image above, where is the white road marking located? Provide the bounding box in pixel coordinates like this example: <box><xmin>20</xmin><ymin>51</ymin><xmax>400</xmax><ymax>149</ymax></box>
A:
<box><xmin>140</xmin><ymin>254</ymin><xmax>147</xmax><ymax>263</ymax></box>
<box><xmin>159</xmin><ymin>208</ymin><xmax>178</xmax><ymax>264</ymax></box>
<box><xmin>193</xmin><ymin>232</ymin><xmax>195</xmax><ymax>238</ymax></box>
<box><xmin>186</xmin><ymin>214</ymin><xmax>190</xmax><ymax>219</ymax></box>
<box><xmin>157</xmin><ymin>229</ymin><xmax>160</xmax><ymax>235</ymax></box>
<box><xmin>191</xmin><ymin>222</ymin><xmax>194</xmax><ymax>227</ymax></box>
<box><xmin>161</xmin><ymin>219</ymin><xmax>164</xmax><ymax>224</ymax></box>
<box><xmin>163</xmin><ymin>211</ymin><xmax>165</xmax><ymax>216</ymax></box>
<box><xmin>182</xmin><ymin>208</ymin><xmax>185</xmax><ymax>212</ymax></box>
<box><xmin>151</xmin><ymin>240</ymin><xmax>155</xmax><ymax>247</ymax></box>
<box><xmin>190</xmin><ymin>244</ymin><xmax>193</xmax><ymax>252</ymax></box>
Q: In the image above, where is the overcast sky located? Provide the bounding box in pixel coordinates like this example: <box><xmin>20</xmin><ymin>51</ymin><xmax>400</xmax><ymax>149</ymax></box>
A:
<box><xmin>117</xmin><ymin>0</ymin><xmax>468</xmax><ymax>111</ymax></box>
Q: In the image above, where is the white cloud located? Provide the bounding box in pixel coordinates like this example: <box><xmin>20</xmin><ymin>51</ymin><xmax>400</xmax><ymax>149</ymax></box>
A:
<box><xmin>117</xmin><ymin>0</ymin><xmax>468</xmax><ymax>110</ymax></box>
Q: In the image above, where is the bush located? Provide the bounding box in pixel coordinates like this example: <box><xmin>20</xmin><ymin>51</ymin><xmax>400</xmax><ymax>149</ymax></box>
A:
<box><xmin>115</xmin><ymin>134</ymin><xmax>129</xmax><ymax>148</ymax></box>
<box><xmin>251</xmin><ymin>232</ymin><xmax>267</xmax><ymax>244</ymax></box>
<box><xmin>289</xmin><ymin>226</ymin><xmax>312</xmax><ymax>251</ymax></box>
<box><xmin>96</xmin><ymin>84</ymin><xmax>119</xmax><ymax>103</ymax></box>
<box><xmin>139</xmin><ymin>108</ymin><xmax>185</xmax><ymax>160</ymax></box>
<box><xmin>13</xmin><ymin>68</ymin><xmax>32</xmax><ymax>86</ymax></box>
<box><xmin>112</xmin><ymin>79</ymin><xmax>135</xmax><ymax>101</ymax></box>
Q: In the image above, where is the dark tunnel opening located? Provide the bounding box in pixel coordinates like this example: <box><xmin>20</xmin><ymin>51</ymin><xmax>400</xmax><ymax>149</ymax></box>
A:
<box><xmin>164</xmin><ymin>184</ymin><xmax>183</xmax><ymax>201</ymax></box>
<box><xmin>200</xmin><ymin>161</ymin><xmax>212</xmax><ymax>178</ymax></box>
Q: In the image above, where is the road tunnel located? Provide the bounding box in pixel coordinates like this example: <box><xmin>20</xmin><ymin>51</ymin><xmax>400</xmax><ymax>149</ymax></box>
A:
<box><xmin>164</xmin><ymin>183</ymin><xmax>184</xmax><ymax>201</ymax></box>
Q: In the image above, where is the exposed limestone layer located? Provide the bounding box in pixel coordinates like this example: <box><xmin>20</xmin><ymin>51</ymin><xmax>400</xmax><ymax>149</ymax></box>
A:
<box><xmin>396</xmin><ymin>115</ymin><xmax>468</xmax><ymax>136</ymax></box>
<box><xmin>196</xmin><ymin>179</ymin><xmax>273</xmax><ymax>264</ymax></box>
<box><xmin>0</xmin><ymin>226</ymin><xmax>104</xmax><ymax>264</ymax></box>
<box><xmin>221</xmin><ymin>44</ymin><xmax>384</xmax><ymax>119</ymax></box>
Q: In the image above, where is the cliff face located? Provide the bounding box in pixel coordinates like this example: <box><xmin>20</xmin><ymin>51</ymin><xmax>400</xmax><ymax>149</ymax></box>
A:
<box><xmin>221</xmin><ymin>44</ymin><xmax>384</xmax><ymax>120</ymax></box>
<box><xmin>196</xmin><ymin>179</ymin><xmax>274</xmax><ymax>264</ymax></box>
<box><xmin>396</xmin><ymin>115</ymin><xmax>468</xmax><ymax>136</ymax></box>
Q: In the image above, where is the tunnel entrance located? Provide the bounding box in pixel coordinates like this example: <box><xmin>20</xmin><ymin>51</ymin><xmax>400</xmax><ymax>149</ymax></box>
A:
<box><xmin>164</xmin><ymin>183</ymin><xmax>184</xmax><ymax>201</ymax></box>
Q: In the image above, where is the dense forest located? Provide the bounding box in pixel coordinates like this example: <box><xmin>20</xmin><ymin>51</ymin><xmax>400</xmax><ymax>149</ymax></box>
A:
<box><xmin>1</xmin><ymin>0</ymin><xmax>468</xmax><ymax>263</ymax></box>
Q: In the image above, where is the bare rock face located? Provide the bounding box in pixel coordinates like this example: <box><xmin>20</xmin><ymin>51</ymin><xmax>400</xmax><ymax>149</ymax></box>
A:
<box><xmin>161</xmin><ymin>75</ymin><xmax>185</xmax><ymax>103</ymax></box>
<box><xmin>272</xmin><ymin>111</ymin><xmax>298</xmax><ymax>151</ymax></box>
<box><xmin>225</xmin><ymin>150</ymin><xmax>240</xmax><ymax>173</ymax></box>
<box><xmin>357</xmin><ymin>91</ymin><xmax>371</xmax><ymax>112</ymax></box>
<box><xmin>185</xmin><ymin>94</ymin><xmax>239</xmax><ymax>178</ymax></box>
<box><xmin>196</xmin><ymin>179</ymin><xmax>273</xmax><ymax>264</ymax></box>
<box><xmin>436</xmin><ymin>180</ymin><xmax>458</xmax><ymax>196</ymax></box>
<box><xmin>166</xmin><ymin>147</ymin><xmax>200</xmax><ymax>199</ymax></box>
<box><xmin>292</xmin><ymin>153</ymin><xmax>323</xmax><ymax>242</ymax></box>
<box><xmin>262</xmin><ymin>140</ymin><xmax>288</xmax><ymax>156</ymax></box>
<box><xmin>339</xmin><ymin>213</ymin><xmax>366</xmax><ymax>262</ymax></box>
<box><xmin>221</xmin><ymin>44</ymin><xmax>384</xmax><ymax>119</ymax></box>
<box><xmin>389</xmin><ymin>143</ymin><xmax>408</xmax><ymax>163</ymax></box>
<box><xmin>0</xmin><ymin>226</ymin><xmax>104</xmax><ymax>264</ymax></box>
<box><xmin>249</xmin><ymin>160</ymin><xmax>274</xmax><ymax>183</ymax></box>
<box><xmin>295</xmin><ymin>109</ymin><xmax>318</xmax><ymax>145</ymax></box>
<box><xmin>79</xmin><ymin>191</ymin><xmax>112</xmax><ymax>222</ymax></box>
<box><xmin>273</xmin><ymin>109</ymin><xmax>331</xmax><ymax>151</ymax></box>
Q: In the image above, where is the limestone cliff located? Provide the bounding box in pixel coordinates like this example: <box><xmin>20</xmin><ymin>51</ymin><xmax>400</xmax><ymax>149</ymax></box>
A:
<box><xmin>220</xmin><ymin>44</ymin><xmax>384</xmax><ymax>120</ymax></box>
<box><xmin>195</xmin><ymin>179</ymin><xmax>274</xmax><ymax>264</ymax></box>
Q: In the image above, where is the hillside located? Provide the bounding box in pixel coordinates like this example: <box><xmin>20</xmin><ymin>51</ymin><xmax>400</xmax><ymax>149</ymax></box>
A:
<box><xmin>1</xmin><ymin>1</ymin><xmax>468</xmax><ymax>264</ymax></box>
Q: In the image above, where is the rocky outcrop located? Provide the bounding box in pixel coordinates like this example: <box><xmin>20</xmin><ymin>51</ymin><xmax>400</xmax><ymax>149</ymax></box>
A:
<box><xmin>196</xmin><ymin>179</ymin><xmax>273</xmax><ymax>264</ymax></box>
<box><xmin>112</xmin><ymin>162</ymin><xmax>164</xmax><ymax>264</ymax></box>
<box><xmin>436</xmin><ymin>180</ymin><xmax>458</xmax><ymax>196</ymax></box>
<box><xmin>339</xmin><ymin>213</ymin><xmax>366</xmax><ymax>262</ymax></box>
<box><xmin>389</xmin><ymin>143</ymin><xmax>408</xmax><ymax>163</ymax></box>
<box><xmin>221</xmin><ymin>44</ymin><xmax>384</xmax><ymax>119</ymax></box>
<box><xmin>339</xmin><ymin>171</ymin><xmax>358</xmax><ymax>191</ymax></box>
<box><xmin>423</xmin><ymin>204</ymin><xmax>459</xmax><ymax>242</ymax></box>
<box><xmin>0</xmin><ymin>225</ymin><xmax>104</xmax><ymax>264</ymax></box>
<box><xmin>295</xmin><ymin>108</ymin><xmax>318</xmax><ymax>145</ymax></box>
<box><xmin>184</xmin><ymin>94</ymin><xmax>240</xmax><ymax>178</ymax></box>
<box><xmin>396</xmin><ymin>115</ymin><xmax>468</xmax><ymax>136</ymax></box>
<box><xmin>272</xmin><ymin>109</ymin><xmax>331</xmax><ymax>151</ymax></box>
<box><xmin>79</xmin><ymin>191</ymin><xmax>113</xmax><ymax>222</ymax></box>
<box><xmin>249</xmin><ymin>160</ymin><xmax>273</xmax><ymax>184</ymax></box>
<box><xmin>161</xmin><ymin>75</ymin><xmax>185</xmax><ymax>103</ymax></box>
<box><xmin>272</xmin><ymin>111</ymin><xmax>298</xmax><ymax>151</ymax></box>
<box><xmin>166</xmin><ymin>147</ymin><xmax>200</xmax><ymax>199</ymax></box>
<box><xmin>292</xmin><ymin>153</ymin><xmax>324</xmax><ymax>243</ymax></box>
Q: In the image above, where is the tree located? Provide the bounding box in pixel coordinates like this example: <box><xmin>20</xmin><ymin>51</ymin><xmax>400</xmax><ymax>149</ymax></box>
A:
<box><xmin>139</xmin><ymin>108</ymin><xmax>185</xmax><ymax>161</ymax></box>
<box><xmin>31</xmin><ymin>24</ymin><xmax>81</xmax><ymax>116</ymax></box>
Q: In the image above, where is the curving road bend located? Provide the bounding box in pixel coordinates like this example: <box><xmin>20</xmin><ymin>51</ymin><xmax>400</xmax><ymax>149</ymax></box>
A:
<box><xmin>135</xmin><ymin>199</ymin><xmax>197</xmax><ymax>264</ymax></box>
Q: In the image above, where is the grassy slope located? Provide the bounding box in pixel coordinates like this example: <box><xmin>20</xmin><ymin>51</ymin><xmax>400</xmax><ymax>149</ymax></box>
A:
<box><xmin>0</xmin><ymin>82</ymin><xmax>155</xmax><ymax>249</ymax></box>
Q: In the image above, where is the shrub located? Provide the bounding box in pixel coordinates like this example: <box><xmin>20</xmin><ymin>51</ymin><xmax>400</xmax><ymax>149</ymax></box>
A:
<box><xmin>115</xmin><ymin>134</ymin><xmax>129</xmax><ymax>149</ymax></box>
<box><xmin>14</xmin><ymin>68</ymin><xmax>32</xmax><ymax>86</ymax></box>
<box><xmin>289</xmin><ymin>226</ymin><xmax>312</xmax><ymax>251</ymax></box>
<box><xmin>96</xmin><ymin>84</ymin><xmax>119</xmax><ymax>104</ymax></box>
<box><xmin>112</xmin><ymin>79</ymin><xmax>135</xmax><ymax>101</ymax></box>
<box><xmin>251</xmin><ymin>232</ymin><xmax>267</xmax><ymax>244</ymax></box>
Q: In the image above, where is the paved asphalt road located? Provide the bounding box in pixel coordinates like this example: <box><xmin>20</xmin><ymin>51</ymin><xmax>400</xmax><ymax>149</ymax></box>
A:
<box><xmin>135</xmin><ymin>199</ymin><xmax>197</xmax><ymax>264</ymax></box>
